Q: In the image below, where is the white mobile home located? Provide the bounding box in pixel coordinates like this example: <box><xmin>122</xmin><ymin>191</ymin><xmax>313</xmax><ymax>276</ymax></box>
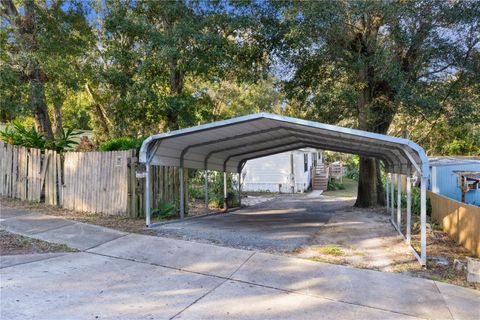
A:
<box><xmin>242</xmin><ymin>148</ymin><xmax>323</xmax><ymax>193</ymax></box>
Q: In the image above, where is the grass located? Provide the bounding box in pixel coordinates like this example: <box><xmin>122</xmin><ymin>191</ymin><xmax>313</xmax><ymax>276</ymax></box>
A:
<box><xmin>322</xmin><ymin>178</ymin><xmax>357</xmax><ymax>198</ymax></box>
<box><xmin>317</xmin><ymin>244</ymin><xmax>345</xmax><ymax>256</ymax></box>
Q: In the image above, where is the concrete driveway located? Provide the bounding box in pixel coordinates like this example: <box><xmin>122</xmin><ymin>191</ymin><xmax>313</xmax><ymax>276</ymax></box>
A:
<box><xmin>1</xmin><ymin>207</ymin><xmax>479</xmax><ymax>319</ymax></box>
<box><xmin>154</xmin><ymin>194</ymin><xmax>354</xmax><ymax>252</ymax></box>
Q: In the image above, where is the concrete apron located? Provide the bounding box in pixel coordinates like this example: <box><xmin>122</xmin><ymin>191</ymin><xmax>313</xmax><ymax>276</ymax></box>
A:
<box><xmin>1</xmin><ymin>211</ymin><xmax>479</xmax><ymax>319</ymax></box>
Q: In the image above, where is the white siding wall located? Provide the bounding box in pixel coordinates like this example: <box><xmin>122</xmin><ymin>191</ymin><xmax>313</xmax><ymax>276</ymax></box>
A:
<box><xmin>242</xmin><ymin>149</ymin><xmax>319</xmax><ymax>193</ymax></box>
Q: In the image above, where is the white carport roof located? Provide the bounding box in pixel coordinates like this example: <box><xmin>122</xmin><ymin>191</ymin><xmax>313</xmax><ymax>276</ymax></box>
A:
<box><xmin>139</xmin><ymin>113</ymin><xmax>429</xmax><ymax>177</ymax></box>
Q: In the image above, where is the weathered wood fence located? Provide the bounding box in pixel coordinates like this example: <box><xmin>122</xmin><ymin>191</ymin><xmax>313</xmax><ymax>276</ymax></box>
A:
<box><xmin>63</xmin><ymin>150</ymin><xmax>135</xmax><ymax>215</ymax></box>
<box><xmin>1</xmin><ymin>141</ymin><xmax>185</xmax><ymax>217</ymax></box>
<box><xmin>0</xmin><ymin>141</ymin><xmax>60</xmax><ymax>204</ymax></box>
<box><xmin>428</xmin><ymin>191</ymin><xmax>480</xmax><ymax>257</ymax></box>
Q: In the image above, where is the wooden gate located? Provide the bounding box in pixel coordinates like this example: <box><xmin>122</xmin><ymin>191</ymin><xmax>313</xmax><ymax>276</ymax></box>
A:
<box><xmin>0</xmin><ymin>141</ymin><xmax>60</xmax><ymax>203</ymax></box>
<box><xmin>62</xmin><ymin>150</ymin><xmax>135</xmax><ymax>215</ymax></box>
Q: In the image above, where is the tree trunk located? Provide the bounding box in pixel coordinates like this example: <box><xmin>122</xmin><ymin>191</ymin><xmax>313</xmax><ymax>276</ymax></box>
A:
<box><xmin>51</xmin><ymin>87</ymin><xmax>64</xmax><ymax>138</ymax></box>
<box><xmin>29</xmin><ymin>72</ymin><xmax>54</xmax><ymax>140</ymax></box>
<box><xmin>165</xmin><ymin>58</ymin><xmax>183</xmax><ymax>131</ymax></box>
<box><xmin>6</xmin><ymin>0</ymin><xmax>55</xmax><ymax>140</ymax></box>
<box><xmin>85</xmin><ymin>83</ymin><xmax>111</xmax><ymax>139</ymax></box>
<box><xmin>355</xmin><ymin>157</ymin><xmax>378</xmax><ymax>207</ymax></box>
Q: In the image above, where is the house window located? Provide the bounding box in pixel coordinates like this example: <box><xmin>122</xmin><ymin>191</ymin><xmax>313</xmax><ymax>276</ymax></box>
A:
<box><xmin>304</xmin><ymin>154</ymin><xmax>308</xmax><ymax>172</ymax></box>
<box><xmin>312</xmin><ymin>152</ymin><xmax>317</xmax><ymax>166</ymax></box>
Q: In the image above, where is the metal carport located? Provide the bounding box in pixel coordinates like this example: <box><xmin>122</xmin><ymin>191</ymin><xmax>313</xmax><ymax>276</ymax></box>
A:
<box><xmin>139</xmin><ymin>113</ymin><xmax>429</xmax><ymax>265</ymax></box>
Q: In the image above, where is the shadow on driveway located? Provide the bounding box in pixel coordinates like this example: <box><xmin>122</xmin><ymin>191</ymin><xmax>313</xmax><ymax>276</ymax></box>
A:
<box><xmin>154</xmin><ymin>194</ymin><xmax>355</xmax><ymax>252</ymax></box>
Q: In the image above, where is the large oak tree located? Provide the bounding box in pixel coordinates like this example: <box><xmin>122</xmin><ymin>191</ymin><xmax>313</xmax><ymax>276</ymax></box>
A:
<box><xmin>276</xmin><ymin>0</ymin><xmax>480</xmax><ymax>207</ymax></box>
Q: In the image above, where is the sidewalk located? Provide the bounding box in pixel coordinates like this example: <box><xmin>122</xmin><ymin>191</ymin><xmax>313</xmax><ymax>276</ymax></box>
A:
<box><xmin>1</xmin><ymin>207</ymin><xmax>479</xmax><ymax>320</ymax></box>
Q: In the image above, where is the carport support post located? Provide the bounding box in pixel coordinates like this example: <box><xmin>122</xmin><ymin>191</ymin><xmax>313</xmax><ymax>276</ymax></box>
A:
<box><xmin>390</xmin><ymin>174</ymin><xmax>395</xmax><ymax>220</ymax></box>
<box><xmin>420</xmin><ymin>176</ymin><xmax>427</xmax><ymax>266</ymax></box>
<box><xmin>204</xmin><ymin>170</ymin><xmax>209</xmax><ymax>213</ymax></box>
<box><xmin>145</xmin><ymin>164</ymin><xmax>151</xmax><ymax>227</ymax></box>
<box><xmin>406</xmin><ymin>176</ymin><xmax>412</xmax><ymax>245</ymax></box>
<box><xmin>179</xmin><ymin>167</ymin><xmax>185</xmax><ymax>219</ymax></box>
<box><xmin>238</xmin><ymin>172</ymin><xmax>242</xmax><ymax>207</ymax></box>
<box><xmin>397</xmin><ymin>175</ymin><xmax>401</xmax><ymax>227</ymax></box>
<box><xmin>385</xmin><ymin>173</ymin><xmax>390</xmax><ymax>212</ymax></box>
<box><xmin>223</xmin><ymin>172</ymin><xmax>228</xmax><ymax>211</ymax></box>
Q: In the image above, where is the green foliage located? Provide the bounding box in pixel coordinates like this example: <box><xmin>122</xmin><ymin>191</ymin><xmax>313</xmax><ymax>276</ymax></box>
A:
<box><xmin>0</xmin><ymin>121</ymin><xmax>80</xmax><ymax>152</ymax></box>
<box><xmin>188</xmin><ymin>185</ymin><xmax>204</xmax><ymax>201</ymax></box>
<box><xmin>99</xmin><ymin>137</ymin><xmax>143</xmax><ymax>151</ymax></box>
<box><xmin>344</xmin><ymin>155</ymin><xmax>360</xmax><ymax>181</ymax></box>
<box><xmin>2</xmin><ymin>0</ymin><xmax>479</xmax><ymax>167</ymax></box>
<box><xmin>189</xmin><ymin>170</ymin><xmax>238</xmax><ymax>208</ymax></box>
<box><xmin>392</xmin><ymin>187</ymin><xmax>432</xmax><ymax>217</ymax></box>
<box><xmin>152</xmin><ymin>200</ymin><xmax>176</xmax><ymax>220</ymax></box>
<box><xmin>327</xmin><ymin>180</ymin><xmax>345</xmax><ymax>191</ymax></box>
<box><xmin>53</xmin><ymin>128</ymin><xmax>82</xmax><ymax>152</ymax></box>
<box><xmin>0</xmin><ymin>121</ymin><xmax>46</xmax><ymax>149</ymax></box>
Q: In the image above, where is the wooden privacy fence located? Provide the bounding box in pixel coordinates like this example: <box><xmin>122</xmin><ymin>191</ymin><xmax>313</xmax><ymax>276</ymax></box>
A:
<box><xmin>0</xmin><ymin>141</ymin><xmax>60</xmax><ymax>204</ymax></box>
<box><xmin>1</xmin><ymin>141</ymin><xmax>187</xmax><ymax>217</ymax></box>
<box><xmin>127</xmin><ymin>164</ymin><xmax>186</xmax><ymax>218</ymax></box>
<box><xmin>63</xmin><ymin>150</ymin><xmax>135</xmax><ymax>215</ymax></box>
<box><xmin>428</xmin><ymin>191</ymin><xmax>480</xmax><ymax>257</ymax></box>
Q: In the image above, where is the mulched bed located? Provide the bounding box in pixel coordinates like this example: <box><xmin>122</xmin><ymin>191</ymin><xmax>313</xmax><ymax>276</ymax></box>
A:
<box><xmin>0</xmin><ymin>230</ymin><xmax>76</xmax><ymax>256</ymax></box>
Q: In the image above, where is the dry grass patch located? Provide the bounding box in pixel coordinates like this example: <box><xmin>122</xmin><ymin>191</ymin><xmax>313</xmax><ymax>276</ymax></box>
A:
<box><xmin>1</xmin><ymin>197</ymin><xmax>156</xmax><ymax>235</ymax></box>
<box><xmin>317</xmin><ymin>244</ymin><xmax>345</xmax><ymax>256</ymax></box>
<box><xmin>0</xmin><ymin>230</ymin><xmax>76</xmax><ymax>255</ymax></box>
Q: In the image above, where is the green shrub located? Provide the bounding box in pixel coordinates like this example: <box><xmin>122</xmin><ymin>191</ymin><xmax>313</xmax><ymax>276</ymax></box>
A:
<box><xmin>188</xmin><ymin>185</ymin><xmax>204</xmax><ymax>200</ymax></box>
<box><xmin>208</xmin><ymin>194</ymin><xmax>223</xmax><ymax>208</ymax></box>
<box><xmin>0</xmin><ymin>121</ymin><xmax>80</xmax><ymax>152</ymax></box>
<box><xmin>392</xmin><ymin>187</ymin><xmax>432</xmax><ymax>216</ymax></box>
<box><xmin>53</xmin><ymin>128</ymin><xmax>82</xmax><ymax>152</ymax></box>
<box><xmin>99</xmin><ymin>137</ymin><xmax>143</xmax><ymax>151</ymax></box>
<box><xmin>0</xmin><ymin>121</ymin><xmax>46</xmax><ymax>148</ymax></box>
<box><xmin>344</xmin><ymin>155</ymin><xmax>359</xmax><ymax>180</ymax></box>
<box><xmin>327</xmin><ymin>180</ymin><xmax>345</xmax><ymax>191</ymax></box>
<box><xmin>152</xmin><ymin>199</ymin><xmax>176</xmax><ymax>219</ymax></box>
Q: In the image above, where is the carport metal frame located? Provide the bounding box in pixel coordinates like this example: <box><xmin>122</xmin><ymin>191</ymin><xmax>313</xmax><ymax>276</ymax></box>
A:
<box><xmin>140</xmin><ymin>113</ymin><xmax>429</xmax><ymax>266</ymax></box>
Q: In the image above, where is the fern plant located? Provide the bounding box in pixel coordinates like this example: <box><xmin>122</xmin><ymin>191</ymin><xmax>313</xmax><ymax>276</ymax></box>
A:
<box><xmin>152</xmin><ymin>199</ymin><xmax>177</xmax><ymax>220</ymax></box>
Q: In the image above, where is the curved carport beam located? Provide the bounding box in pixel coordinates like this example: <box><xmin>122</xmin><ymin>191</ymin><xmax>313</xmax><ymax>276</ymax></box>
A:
<box><xmin>234</xmin><ymin>141</ymin><xmax>394</xmax><ymax>174</ymax></box>
<box><xmin>204</xmin><ymin>130</ymin><xmax>398</xmax><ymax>172</ymax></box>
<box><xmin>275</xmin><ymin>127</ymin><xmax>410</xmax><ymax>173</ymax></box>
<box><xmin>201</xmin><ymin>128</ymin><xmax>402</xmax><ymax>172</ymax></box>
<box><xmin>179</xmin><ymin>126</ymin><xmax>290</xmax><ymax>167</ymax></box>
<box><xmin>203</xmin><ymin>134</ymin><xmax>298</xmax><ymax>169</ymax></box>
<box><xmin>228</xmin><ymin>139</ymin><xmax>395</xmax><ymax>173</ymax></box>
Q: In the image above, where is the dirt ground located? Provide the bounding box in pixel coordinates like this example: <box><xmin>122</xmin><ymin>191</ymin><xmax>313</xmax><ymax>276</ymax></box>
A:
<box><xmin>1</xmin><ymin>197</ymin><xmax>156</xmax><ymax>235</ymax></box>
<box><xmin>0</xmin><ymin>230</ymin><xmax>76</xmax><ymax>256</ymax></box>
